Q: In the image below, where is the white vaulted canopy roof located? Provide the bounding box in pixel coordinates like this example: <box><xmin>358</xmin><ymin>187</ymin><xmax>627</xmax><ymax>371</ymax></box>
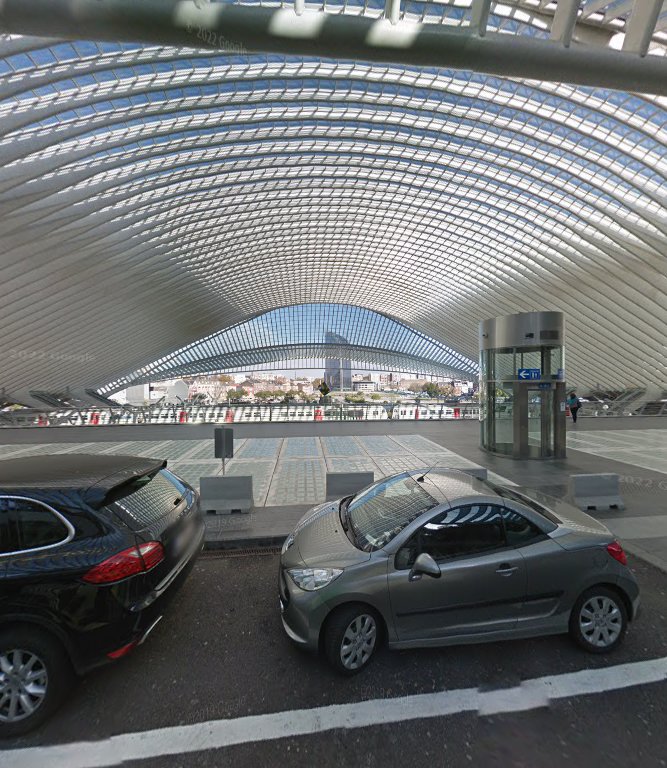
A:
<box><xmin>0</xmin><ymin>0</ymin><xmax>666</xmax><ymax>402</ymax></box>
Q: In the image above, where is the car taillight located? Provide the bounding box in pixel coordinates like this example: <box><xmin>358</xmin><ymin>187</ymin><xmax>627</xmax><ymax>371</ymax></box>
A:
<box><xmin>138</xmin><ymin>541</ymin><xmax>165</xmax><ymax>570</ymax></box>
<box><xmin>107</xmin><ymin>641</ymin><xmax>138</xmax><ymax>660</ymax></box>
<box><xmin>607</xmin><ymin>541</ymin><xmax>627</xmax><ymax>566</ymax></box>
<box><xmin>83</xmin><ymin>541</ymin><xmax>165</xmax><ymax>584</ymax></box>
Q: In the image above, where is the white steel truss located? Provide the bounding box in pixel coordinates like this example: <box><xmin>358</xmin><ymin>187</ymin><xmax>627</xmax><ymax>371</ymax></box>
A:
<box><xmin>99</xmin><ymin>304</ymin><xmax>478</xmax><ymax>392</ymax></box>
<box><xmin>0</xmin><ymin>1</ymin><xmax>665</xmax><ymax>404</ymax></box>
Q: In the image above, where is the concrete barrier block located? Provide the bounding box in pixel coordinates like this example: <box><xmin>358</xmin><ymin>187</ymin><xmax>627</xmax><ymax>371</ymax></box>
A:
<box><xmin>569</xmin><ymin>473</ymin><xmax>625</xmax><ymax>512</ymax></box>
<box><xmin>326</xmin><ymin>472</ymin><xmax>374</xmax><ymax>501</ymax></box>
<box><xmin>200</xmin><ymin>475</ymin><xmax>253</xmax><ymax>514</ymax></box>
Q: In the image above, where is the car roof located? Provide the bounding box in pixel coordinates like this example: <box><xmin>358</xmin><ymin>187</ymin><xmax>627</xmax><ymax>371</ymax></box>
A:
<box><xmin>413</xmin><ymin>468</ymin><xmax>499</xmax><ymax>505</ymax></box>
<box><xmin>0</xmin><ymin>453</ymin><xmax>167</xmax><ymax>506</ymax></box>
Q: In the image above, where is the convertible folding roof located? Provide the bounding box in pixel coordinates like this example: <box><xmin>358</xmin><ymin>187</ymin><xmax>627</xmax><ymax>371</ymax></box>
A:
<box><xmin>0</xmin><ymin>1</ymin><xmax>665</xmax><ymax>405</ymax></box>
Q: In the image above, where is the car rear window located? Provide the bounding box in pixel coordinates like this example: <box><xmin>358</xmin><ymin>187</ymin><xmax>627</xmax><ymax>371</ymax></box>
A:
<box><xmin>491</xmin><ymin>486</ymin><xmax>559</xmax><ymax>525</ymax></box>
<box><xmin>106</xmin><ymin>470</ymin><xmax>184</xmax><ymax>530</ymax></box>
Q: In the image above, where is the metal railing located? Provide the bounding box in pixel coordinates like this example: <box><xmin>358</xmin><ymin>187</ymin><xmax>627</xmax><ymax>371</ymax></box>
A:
<box><xmin>2</xmin><ymin>395</ymin><xmax>664</xmax><ymax>428</ymax></box>
<box><xmin>0</xmin><ymin>401</ymin><xmax>480</xmax><ymax>428</ymax></box>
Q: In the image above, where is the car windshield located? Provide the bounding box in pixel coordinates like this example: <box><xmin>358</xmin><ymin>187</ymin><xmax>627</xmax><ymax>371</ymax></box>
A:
<box><xmin>347</xmin><ymin>472</ymin><xmax>438</xmax><ymax>551</ymax></box>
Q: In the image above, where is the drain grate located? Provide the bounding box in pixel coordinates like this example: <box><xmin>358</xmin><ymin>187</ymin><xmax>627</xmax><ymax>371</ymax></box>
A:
<box><xmin>202</xmin><ymin>546</ymin><xmax>281</xmax><ymax>558</ymax></box>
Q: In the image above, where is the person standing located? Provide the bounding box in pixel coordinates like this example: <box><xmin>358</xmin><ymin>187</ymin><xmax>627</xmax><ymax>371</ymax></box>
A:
<box><xmin>567</xmin><ymin>391</ymin><xmax>581</xmax><ymax>423</ymax></box>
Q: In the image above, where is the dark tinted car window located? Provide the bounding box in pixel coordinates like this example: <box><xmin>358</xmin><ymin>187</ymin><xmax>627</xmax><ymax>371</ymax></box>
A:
<box><xmin>0</xmin><ymin>500</ymin><xmax>21</xmax><ymax>554</ymax></box>
<box><xmin>422</xmin><ymin>505</ymin><xmax>505</xmax><ymax>560</ymax></box>
<box><xmin>396</xmin><ymin>504</ymin><xmax>506</xmax><ymax>567</ymax></box>
<box><xmin>0</xmin><ymin>497</ymin><xmax>69</xmax><ymax>553</ymax></box>
<box><xmin>501</xmin><ymin>507</ymin><xmax>544</xmax><ymax>547</ymax></box>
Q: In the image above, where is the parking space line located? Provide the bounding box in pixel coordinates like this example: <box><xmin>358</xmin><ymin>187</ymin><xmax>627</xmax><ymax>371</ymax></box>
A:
<box><xmin>8</xmin><ymin>656</ymin><xmax>667</xmax><ymax>768</ymax></box>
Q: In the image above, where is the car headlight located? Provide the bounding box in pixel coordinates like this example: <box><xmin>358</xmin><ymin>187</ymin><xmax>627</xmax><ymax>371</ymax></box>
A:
<box><xmin>287</xmin><ymin>568</ymin><xmax>343</xmax><ymax>591</ymax></box>
<box><xmin>281</xmin><ymin>533</ymin><xmax>295</xmax><ymax>554</ymax></box>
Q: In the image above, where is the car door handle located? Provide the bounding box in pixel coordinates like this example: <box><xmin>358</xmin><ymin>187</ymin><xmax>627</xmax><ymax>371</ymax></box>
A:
<box><xmin>496</xmin><ymin>564</ymin><xmax>518</xmax><ymax>576</ymax></box>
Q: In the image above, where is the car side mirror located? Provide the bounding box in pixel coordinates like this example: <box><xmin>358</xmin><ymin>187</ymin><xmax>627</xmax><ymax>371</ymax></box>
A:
<box><xmin>409</xmin><ymin>552</ymin><xmax>441</xmax><ymax>582</ymax></box>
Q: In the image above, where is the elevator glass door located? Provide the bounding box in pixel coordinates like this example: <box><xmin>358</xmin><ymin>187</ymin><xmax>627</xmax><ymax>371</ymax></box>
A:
<box><xmin>527</xmin><ymin>388</ymin><xmax>555</xmax><ymax>458</ymax></box>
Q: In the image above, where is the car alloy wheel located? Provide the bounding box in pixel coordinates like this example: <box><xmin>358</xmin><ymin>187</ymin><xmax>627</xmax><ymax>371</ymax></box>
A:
<box><xmin>340</xmin><ymin>614</ymin><xmax>377</xmax><ymax>671</ymax></box>
<box><xmin>570</xmin><ymin>586</ymin><xmax>628</xmax><ymax>654</ymax></box>
<box><xmin>578</xmin><ymin>595</ymin><xmax>623</xmax><ymax>649</ymax></box>
<box><xmin>0</xmin><ymin>649</ymin><xmax>48</xmax><ymax>724</ymax></box>
<box><xmin>0</xmin><ymin>628</ymin><xmax>73</xmax><ymax>737</ymax></box>
<box><xmin>324</xmin><ymin>605</ymin><xmax>382</xmax><ymax>676</ymax></box>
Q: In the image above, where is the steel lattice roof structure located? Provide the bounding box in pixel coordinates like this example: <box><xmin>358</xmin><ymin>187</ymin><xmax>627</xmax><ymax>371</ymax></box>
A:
<box><xmin>0</xmin><ymin>0</ymin><xmax>666</xmax><ymax>405</ymax></box>
<box><xmin>98</xmin><ymin>304</ymin><xmax>479</xmax><ymax>392</ymax></box>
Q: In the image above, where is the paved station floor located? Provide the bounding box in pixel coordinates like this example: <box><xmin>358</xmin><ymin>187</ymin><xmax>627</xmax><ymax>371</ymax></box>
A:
<box><xmin>0</xmin><ymin>434</ymin><xmax>513</xmax><ymax>505</ymax></box>
<box><xmin>1</xmin><ymin>419</ymin><xmax>664</xmax><ymax>562</ymax></box>
<box><xmin>567</xmin><ymin>428</ymin><xmax>667</xmax><ymax>475</ymax></box>
<box><xmin>4</xmin><ymin>552</ymin><xmax>667</xmax><ymax>768</ymax></box>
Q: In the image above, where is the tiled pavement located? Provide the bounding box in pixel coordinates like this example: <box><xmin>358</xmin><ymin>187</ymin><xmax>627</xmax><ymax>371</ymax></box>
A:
<box><xmin>562</xmin><ymin>429</ymin><xmax>667</xmax><ymax>570</ymax></box>
<box><xmin>0</xmin><ymin>435</ymin><xmax>500</xmax><ymax>506</ymax></box>
<box><xmin>566</xmin><ymin>429</ymin><xmax>667</xmax><ymax>475</ymax></box>
<box><xmin>1</xmin><ymin>425</ymin><xmax>665</xmax><ymax>566</ymax></box>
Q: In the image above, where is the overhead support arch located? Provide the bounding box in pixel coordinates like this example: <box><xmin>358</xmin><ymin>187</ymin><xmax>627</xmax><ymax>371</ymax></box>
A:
<box><xmin>1</xmin><ymin>0</ymin><xmax>667</xmax><ymax>95</ymax></box>
<box><xmin>98</xmin><ymin>304</ymin><xmax>479</xmax><ymax>394</ymax></box>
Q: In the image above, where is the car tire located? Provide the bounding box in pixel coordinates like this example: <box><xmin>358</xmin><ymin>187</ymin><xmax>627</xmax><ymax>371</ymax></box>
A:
<box><xmin>569</xmin><ymin>586</ymin><xmax>628</xmax><ymax>654</ymax></box>
<box><xmin>0</xmin><ymin>627</ymin><xmax>74</xmax><ymax>738</ymax></box>
<box><xmin>324</xmin><ymin>605</ymin><xmax>380</xmax><ymax>676</ymax></box>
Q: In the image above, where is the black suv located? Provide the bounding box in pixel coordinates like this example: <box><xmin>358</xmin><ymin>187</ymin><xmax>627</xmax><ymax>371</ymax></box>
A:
<box><xmin>0</xmin><ymin>454</ymin><xmax>204</xmax><ymax>736</ymax></box>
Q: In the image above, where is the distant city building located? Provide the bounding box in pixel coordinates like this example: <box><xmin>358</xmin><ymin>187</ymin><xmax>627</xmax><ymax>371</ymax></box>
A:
<box><xmin>125</xmin><ymin>384</ymin><xmax>149</xmax><ymax>405</ymax></box>
<box><xmin>188</xmin><ymin>379</ymin><xmax>221</xmax><ymax>399</ymax></box>
<box><xmin>324</xmin><ymin>332</ymin><xmax>352</xmax><ymax>390</ymax></box>
<box><xmin>353</xmin><ymin>378</ymin><xmax>377</xmax><ymax>393</ymax></box>
<box><xmin>293</xmin><ymin>378</ymin><xmax>314</xmax><ymax>395</ymax></box>
<box><xmin>165</xmin><ymin>379</ymin><xmax>188</xmax><ymax>403</ymax></box>
<box><xmin>399</xmin><ymin>378</ymin><xmax>428</xmax><ymax>390</ymax></box>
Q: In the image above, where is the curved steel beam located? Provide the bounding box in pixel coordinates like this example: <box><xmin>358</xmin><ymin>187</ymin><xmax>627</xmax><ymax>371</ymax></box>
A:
<box><xmin>1</xmin><ymin>0</ymin><xmax>667</xmax><ymax>94</ymax></box>
<box><xmin>111</xmin><ymin>344</ymin><xmax>475</xmax><ymax>392</ymax></box>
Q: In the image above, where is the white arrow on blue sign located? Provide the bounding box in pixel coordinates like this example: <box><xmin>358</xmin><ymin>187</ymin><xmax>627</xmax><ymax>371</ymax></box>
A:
<box><xmin>518</xmin><ymin>368</ymin><xmax>541</xmax><ymax>380</ymax></box>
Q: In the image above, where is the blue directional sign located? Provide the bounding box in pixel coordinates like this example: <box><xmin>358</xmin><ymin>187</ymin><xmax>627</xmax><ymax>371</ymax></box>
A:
<box><xmin>518</xmin><ymin>368</ymin><xmax>541</xmax><ymax>380</ymax></box>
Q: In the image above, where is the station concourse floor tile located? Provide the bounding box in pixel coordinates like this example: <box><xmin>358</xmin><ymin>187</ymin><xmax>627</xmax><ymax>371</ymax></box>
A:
<box><xmin>280</xmin><ymin>437</ymin><xmax>322</xmax><ymax>459</ymax></box>
<box><xmin>320</xmin><ymin>435</ymin><xmax>366</xmax><ymax>457</ymax></box>
<box><xmin>355</xmin><ymin>435</ymin><xmax>407</xmax><ymax>455</ymax></box>
<box><xmin>167</xmin><ymin>462</ymin><xmax>221</xmax><ymax>490</ymax></box>
<box><xmin>325</xmin><ymin>457</ymin><xmax>378</xmax><ymax>478</ymax></box>
<box><xmin>234</xmin><ymin>438</ymin><xmax>282</xmax><ymax>460</ymax></box>
<box><xmin>0</xmin><ymin>443</ymin><xmax>64</xmax><ymax>457</ymax></box>
<box><xmin>265</xmin><ymin>459</ymin><xmax>326</xmax><ymax>506</ymax></box>
<box><xmin>391</xmin><ymin>434</ymin><xmax>453</xmax><ymax>453</ymax></box>
<box><xmin>372</xmin><ymin>456</ymin><xmax>435</xmax><ymax>474</ymax></box>
<box><xmin>4</xmin><ymin>442</ymin><xmax>83</xmax><ymax>456</ymax></box>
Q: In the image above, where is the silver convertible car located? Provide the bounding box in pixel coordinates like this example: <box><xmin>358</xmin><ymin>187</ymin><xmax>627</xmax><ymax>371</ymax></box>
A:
<box><xmin>279</xmin><ymin>469</ymin><xmax>639</xmax><ymax>674</ymax></box>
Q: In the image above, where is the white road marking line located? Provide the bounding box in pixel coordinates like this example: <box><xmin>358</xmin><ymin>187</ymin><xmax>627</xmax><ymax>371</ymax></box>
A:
<box><xmin>7</xmin><ymin>656</ymin><xmax>667</xmax><ymax>768</ymax></box>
